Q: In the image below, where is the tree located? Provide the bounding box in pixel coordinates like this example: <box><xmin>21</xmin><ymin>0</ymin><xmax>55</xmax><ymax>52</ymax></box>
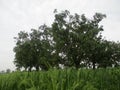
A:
<box><xmin>6</xmin><ymin>69</ymin><xmax>11</xmax><ymax>73</ymax></box>
<box><xmin>14</xmin><ymin>10</ymin><xmax>120</xmax><ymax>70</ymax></box>
<box><xmin>14</xmin><ymin>31</ymin><xmax>30</xmax><ymax>70</ymax></box>
<box><xmin>98</xmin><ymin>41</ymin><xmax>120</xmax><ymax>68</ymax></box>
<box><xmin>14</xmin><ymin>27</ymin><xmax>53</xmax><ymax>71</ymax></box>
<box><xmin>51</xmin><ymin>10</ymin><xmax>106</xmax><ymax>69</ymax></box>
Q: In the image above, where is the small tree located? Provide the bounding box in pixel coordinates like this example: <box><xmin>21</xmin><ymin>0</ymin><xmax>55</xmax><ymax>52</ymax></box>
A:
<box><xmin>6</xmin><ymin>69</ymin><xmax>11</xmax><ymax>73</ymax></box>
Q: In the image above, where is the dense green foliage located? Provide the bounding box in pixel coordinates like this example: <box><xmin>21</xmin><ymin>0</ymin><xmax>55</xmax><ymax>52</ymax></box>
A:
<box><xmin>13</xmin><ymin>10</ymin><xmax>120</xmax><ymax>71</ymax></box>
<box><xmin>0</xmin><ymin>68</ymin><xmax>120</xmax><ymax>90</ymax></box>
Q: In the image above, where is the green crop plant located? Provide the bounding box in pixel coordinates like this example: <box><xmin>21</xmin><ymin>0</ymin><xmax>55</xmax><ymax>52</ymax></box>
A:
<box><xmin>0</xmin><ymin>68</ymin><xmax>120</xmax><ymax>90</ymax></box>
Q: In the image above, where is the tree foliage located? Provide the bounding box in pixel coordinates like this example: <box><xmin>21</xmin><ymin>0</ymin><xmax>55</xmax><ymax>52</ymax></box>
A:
<box><xmin>13</xmin><ymin>10</ymin><xmax>120</xmax><ymax>71</ymax></box>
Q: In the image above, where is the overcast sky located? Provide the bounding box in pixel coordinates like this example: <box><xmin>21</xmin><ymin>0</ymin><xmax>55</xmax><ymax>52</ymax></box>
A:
<box><xmin>0</xmin><ymin>0</ymin><xmax>120</xmax><ymax>71</ymax></box>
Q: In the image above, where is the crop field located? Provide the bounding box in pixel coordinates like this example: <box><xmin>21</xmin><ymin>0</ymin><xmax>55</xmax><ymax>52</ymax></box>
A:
<box><xmin>0</xmin><ymin>68</ymin><xmax>120</xmax><ymax>90</ymax></box>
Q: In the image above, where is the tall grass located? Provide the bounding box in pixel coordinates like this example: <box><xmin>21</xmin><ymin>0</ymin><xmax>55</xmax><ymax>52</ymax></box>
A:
<box><xmin>0</xmin><ymin>68</ymin><xmax>120</xmax><ymax>90</ymax></box>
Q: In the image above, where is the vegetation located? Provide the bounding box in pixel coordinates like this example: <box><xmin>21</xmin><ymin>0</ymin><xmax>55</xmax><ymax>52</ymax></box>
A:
<box><xmin>1</xmin><ymin>10</ymin><xmax>120</xmax><ymax>90</ymax></box>
<box><xmin>0</xmin><ymin>68</ymin><xmax>120</xmax><ymax>90</ymax></box>
<box><xmin>13</xmin><ymin>10</ymin><xmax>120</xmax><ymax>71</ymax></box>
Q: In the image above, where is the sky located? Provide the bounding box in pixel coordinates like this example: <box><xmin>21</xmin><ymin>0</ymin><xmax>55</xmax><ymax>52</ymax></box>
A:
<box><xmin>0</xmin><ymin>0</ymin><xmax>120</xmax><ymax>71</ymax></box>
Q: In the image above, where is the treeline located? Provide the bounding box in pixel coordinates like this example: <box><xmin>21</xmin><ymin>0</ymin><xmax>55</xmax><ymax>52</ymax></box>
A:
<box><xmin>13</xmin><ymin>10</ymin><xmax>120</xmax><ymax>71</ymax></box>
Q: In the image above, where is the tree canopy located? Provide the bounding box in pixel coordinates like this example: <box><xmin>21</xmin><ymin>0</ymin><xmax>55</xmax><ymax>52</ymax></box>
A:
<box><xmin>13</xmin><ymin>10</ymin><xmax>120</xmax><ymax>71</ymax></box>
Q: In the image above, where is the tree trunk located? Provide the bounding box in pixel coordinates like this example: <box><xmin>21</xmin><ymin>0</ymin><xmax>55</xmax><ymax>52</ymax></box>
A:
<box><xmin>36</xmin><ymin>66</ymin><xmax>39</xmax><ymax>71</ymax></box>
<box><xmin>93</xmin><ymin>62</ymin><xmax>96</xmax><ymax>70</ymax></box>
<box><xmin>28</xmin><ymin>67</ymin><xmax>32</xmax><ymax>72</ymax></box>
